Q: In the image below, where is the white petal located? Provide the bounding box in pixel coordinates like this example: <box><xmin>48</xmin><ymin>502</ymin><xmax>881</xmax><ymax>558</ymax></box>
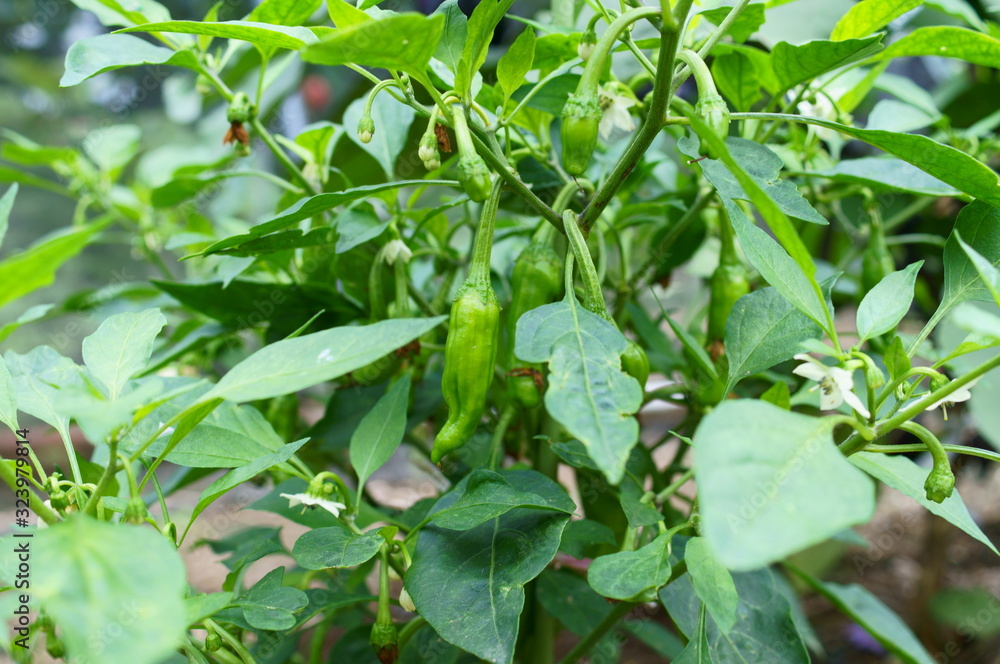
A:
<box><xmin>818</xmin><ymin>384</ymin><xmax>843</xmax><ymax>411</ymax></box>
<box><xmin>793</xmin><ymin>363</ymin><xmax>828</xmax><ymax>381</ymax></box>
<box><xmin>828</xmin><ymin>366</ymin><xmax>855</xmax><ymax>392</ymax></box>
<box><xmin>841</xmin><ymin>389</ymin><xmax>871</xmax><ymax>419</ymax></box>
<box><xmin>281</xmin><ymin>493</ymin><xmax>306</xmax><ymax>507</ymax></box>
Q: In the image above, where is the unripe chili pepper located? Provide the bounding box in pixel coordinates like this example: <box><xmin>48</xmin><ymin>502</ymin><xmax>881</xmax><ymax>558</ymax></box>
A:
<box><xmin>507</xmin><ymin>222</ymin><xmax>563</xmax><ymax>408</ymax></box>
<box><xmin>431</xmin><ymin>180</ymin><xmax>504</xmax><ymax>462</ymax></box>
<box><xmin>451</xmin><ymin>107</ymin><xmax>492</xmax><ymax>202</ymax></box>
<box><xmin>620</xmin><ymin>339</ymin><xmax>650</xmax><ymax>388</ymax></box>
<box><xmin>861</xmin><ymin>219</ymin><xmax>894</xmax><ymax>295</ymax></box>
<box><xmin>707</xmin><ymin>204</ymin><xmax>749</xmax><ymax>353</ymax></box>
<box><xmin>204</xmin><ymin>631</ymin><xmax>223</xmax><ymax>652</ymax></box>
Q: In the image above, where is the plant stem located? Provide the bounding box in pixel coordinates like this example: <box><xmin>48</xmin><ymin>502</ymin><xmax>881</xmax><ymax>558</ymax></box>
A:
<box><xmin>249</xmin><ymin>118</ymin><xmax>317</xmax><ymax>195</ymax></box>
<box><xmin>489</xmin><ymin>405</ymin><xmax>516</xmax><ymax>470</ymax></box>
<box><xmin>578</xmin><ymin>0</ymin><xmax>691</xmax><ymax>232</ymax></box>
<box><xmin>557</xmin><ymin>601</ymin><xmax>635</xmax><ymax>664</ymax></box>
<box><xmin>204</xmin><ymin>619</ymin><xmax>258</xmax><ymax>664</ymax></box>
<box><xmin>82</xmin><ymin>439</ymin><xmax>119</xmax><ymax>516</ymax></box>
<box><xmin>671</xmin><ymin>0</ymin><xmax>753</xmax><ymax>94</ymax></box>
<box><xmin>654</xmin><ymin>468</ymin><xmax>694</xmax><ymax>503</ymax></box>
<box><xmin>0</xmin><ymin>460</ymin><xmax>59</xmax><ymax>525</ymax></box>
<box><xmin>865</xmin><ymin>443</ymin><xmax>1000</xmax><ymax>464</ymax></box>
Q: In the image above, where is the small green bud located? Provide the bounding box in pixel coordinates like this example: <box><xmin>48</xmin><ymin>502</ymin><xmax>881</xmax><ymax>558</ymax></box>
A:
<box><xmin>370</xmin><ymin>621</ymin><xmax>399</xmax><ymax>664</ymax></box>
<box><xmin>49</xmin><ymin>486</ymin><xmax>71</xmax><ymax>512</ymax></box>
<box><xmin>621</xmin><ymin>340</ymin><xmax>650</xmax><ymax>389</ymax></box>
<box><xmin>162</xmin><ymin>521</ymin><xmax>178</xmax><ymax>545</ymax></box>
<box><xmin>195</xmin><ymin>73</ymin><xmax>212</xmax><ymax>95</ymax></box>
<box><xmin>399</xmin><ymin>587</ymin><xmax>416</xmax><ymax>613</ymax></box>
<box><xmin>233</xmin><ymin>141</ymin><xmax>251</xmax><ymax>157</ymax></box>
<box><xmin>418</xmin><ymin>130</ymin><xmax>441</xmax><ymax>170</ymax></box>
<box><xmin>457</xmin><ymin>153</ymin><xmax>493</xmax><ymax>202</ymax></box>
<box><xmin>124</xmin><ymin>497</ymin><xmax>148</xmax><ymax>525</ymax></box>
<box><xmin>560</xmin><ymin>92</ymin><xmax>601</xmax><ymax>176</ymax></box>
<box><xmin>929</xmin><ymin>371</ymin><xmax>950</xmax><ymax>393</ymax></box>
<box><xmin>695</xmin><ymin>94</ymin><xmax>730</xmax><ymax>157</ymax></box>
<box><xmin>358</xmin><ymin>113</ymin><xmax>375</xmax><ymax>144</ymax></box>
<box><xmin>924</xmin><ymin>464</ymin><xmax>955</xmax><ymax>504</ymax></box>
<box><xmin>578</xmin><ymin>29</ymin><xmax>597</xmax><ymax>61</ymax></box>
<box><xmin>226</xmin><ymin>92</ymin><xmax>255</xmax><ymax>124</ymax></box>
<box><xmin>204</xmin><ymin>631</ymin><xmax>223</xmax><ymax>652</ymax></box>
<box><xmin>45</xmin><ymin>632</ymin><xmax>65</xmax><ymax>659</ymax></box>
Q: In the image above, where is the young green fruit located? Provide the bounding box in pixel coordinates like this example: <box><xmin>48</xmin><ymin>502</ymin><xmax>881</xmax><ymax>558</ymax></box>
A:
<box><xmin>621</xmin><ymin>339</ymin><xmax>650</xmax><ymax>388</ymax></box>
<box><xmin>707</xmin><ymin>262</ymin><xmax>750</xmax><ymax>342</ymax></box>
<box><xmin>561</xmin><ymin>92</ymin><xmax>601</xmax><ymax>176</ymax></box>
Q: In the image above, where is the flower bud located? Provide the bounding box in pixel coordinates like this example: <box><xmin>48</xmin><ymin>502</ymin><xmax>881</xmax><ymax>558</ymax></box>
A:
<box><xmin>226</xmin><ymin>92</ymin><xmax>255</xmax><ymax>124</ymax></box>
<box><xmin>195</xmin><ymin>73</ymin><xmax>212</xmax><ymax>95</ymax></box>
<box><xmin>560</xmin><ymin>92</ymin><xmax>601</xmax><ymax>176</ymax></box>
<box><xmin>370</xmin><ymin>621</ymin><xmax>399</xmax><ymax>664</ymax></box>
<box><xmin>399</xmin><ymin>587</ymin><xmax>416</xmax><ymax>613</ymax></box>
<box><xmin>358</xmin><ymin>113</ymin><xmax>375</xmax><ymax>144</ymax></box>
<box><xmin>418</xmin><ymin>130</ymin><xmax>441</xmax><ymax>171</ymax></box>
<box><xmin>124</xmin><ymin>496</ymin><xmax>148</xmax><ymax>525</ymax></box>
<box><xmin>205</xmin><ymin>631</ymin><xmax>223</xmax><ymax>652</ymax></box>
<box><xmin>458</xmin><ymin>153</ymin><xmax>493</xmax><ymax>202</ymax></box>
<box><xmin>578</xmin><ymin>29</ymin><xmax>597</xmax><ymax>62</ymax></box>
<box><xmin>924</xmin><ymin>465</ymin><xmax>955</xmax><ymax>504</ymax></box>
<box><xmin>695</xmin><ymin>93</ymin><xmax>731</xmax><ymax>157</ymax></box>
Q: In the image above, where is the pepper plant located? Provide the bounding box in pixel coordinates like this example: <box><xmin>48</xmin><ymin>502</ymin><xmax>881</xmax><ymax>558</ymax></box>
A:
<box><xmin>2</xmin><ymin>0</ymin><xmax>1000</xmax><ymax>662</ymax></box>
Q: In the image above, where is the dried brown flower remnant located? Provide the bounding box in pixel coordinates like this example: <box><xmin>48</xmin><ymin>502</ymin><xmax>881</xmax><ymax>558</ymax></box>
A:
<box><xmin>434</xmin><ymin>123</ymin><xmax>452</xmax><ymax>153</ymax></box>
<box><xmin>223</xmin><ymin>121</ymin><xmax>249</xmax><ymax>146</ymax></box>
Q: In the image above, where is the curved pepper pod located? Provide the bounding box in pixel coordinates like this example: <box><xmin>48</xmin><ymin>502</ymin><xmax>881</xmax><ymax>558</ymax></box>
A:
<box><xmin>561</xmin><ymin>92</ymin><xmax>602</xmax><ymax>176</ymax></box>
<box><xmin>621</xmin><ymin>339</ymin><xmax>650</xmax><ymax>389</ymax></box>
<box><xmin>507</xmin><ymin>235</ymin><xmax>563</xmax><ymax>408</ymax></box>
<box><xmin>924</xmin><ymin>465</ymin><xmax>956</xmax><ymax>504</ymax></box>
<box><xmin>431</xmin><ymin>285</ymin><xmax>501</xmax><ymax>462</ymax></box>
<box><xmin>695</xmin><ymin>94</ymin><xmax>731</xmax><ymax>158</ymax></box>
<box><xmin>457</xmin><ymin>153</ymin><xmax>493</xmax><ymax>202</ymax></box>
<box><xmin>707</xmin><ymin>262</ymin><xmax>750</xmax><ymax>342</ymax></box>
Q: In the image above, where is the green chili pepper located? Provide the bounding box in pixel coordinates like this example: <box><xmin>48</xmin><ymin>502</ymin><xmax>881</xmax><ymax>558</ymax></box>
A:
<box><xmin>707</xmin><ymin>204</ymin><xmax>749</xmax><ymax>351</ymax></box>
<box><xmin>370</xmin><ymin>545</ymin><xmax>399</xmax><ymax>664</ymax></box>
<box><xmin>677</xmin><ymin>49</ymin><xmax>730</xmax><ymax>157</ymax></box>
<box><xmin>620</xmin><ymin>339</ymin><xmax>650</xmax><ymax>388</ymax></box>
<box><xmin>507</xmin><ymin>222</ymin><xmax>563</xmax><ymax>408</ymax></box>
<box><xmin>452</xmin><ymin>107</ymin><xmax>492</xmax><ymax>202</ymax></box>
<box><xmin>431</xmin><ymin>180</ymin><xmax>504</xmax><ymax>462</ymax></box>
<box><xmin>861</xmin><ymin>220</ymin><xmax>894</xmax><ymax>295</ymax></box>
<box><xmin>561</xmin><ymin>92</ymin><xmax>602</xmax><ymax>176</ymax></box>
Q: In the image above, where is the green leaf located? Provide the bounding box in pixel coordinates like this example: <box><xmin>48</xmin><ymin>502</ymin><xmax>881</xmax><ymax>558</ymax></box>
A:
<box><xmin>660</xmin><ymin>565</ymin><xmax>810</xmax><ymax>664</ymax></box>
<box><xmin>407</xmin><ymin>470</ymin><xmax>573</xmax><ymax>664</ymax></box>
<box><xmin>871</xmin><ymin>26</ymin><xmax>1000</xmax><ymax>69</ymax></box>
<box><xmin>0</xmin><ymin>356</ymin><xmax>19</xmax><ymax>434</ymax></box>
<box><xmin>342</xmin><ymin>93</ymin><xmax>415</xmax><ymax>177</ymax></box>
<box><xmin>0</xmin><ymin>221</ymin><xmax>106</xmax><ymax>310</ymax></box>
<box><xmin>760</xmin><ymin>380</ymin><xmax>791</xmax><ymax>409</ymax></box>
<box><xmin>0</xmin><ymin>183</ymin><xmax>16</xmax><ymax>249</ymax></box>
<box><xmin>234</xmin><ymin>567</ymin><xmax>308</xmax><ymax>630</ymax></box>
<box><xmin>116</xmin><ymin>20</ymin><xmax>317</xmax><ymax>49</ymax></box>
<box><xmin>941</xmin><ymin>201</ymin><xmax>1000</xmax><ymax>314</ymax></box>
<box><xmin>701</xmin><ymin>139</ymin><xmax>827</xmax><ymax>225</ymax></box>
<box><xmin>783</xmin><ymin>117</ymin><xmax>1000</xmax><ymax>206</ymax></box>
<box><xmin>430</xmin><ymin>469</ymin><xmax>574</xmax><ymax>530</ymax></box>
<box><xmin>188</xmin><ymin>439</ymin><xmax>309</xmax><ymax>527</ymax></box>
<box><xmin>857</xmin><ymin>262</ymin><xmax>923</xmax><ymax>343</ymax></box>
<box><xmin>325</xmin><ymin>0</ymin><xmax>369</xmax><ymax>27</ymax></box>
<box><xmin>795</xmin><ymin>574</ymin><xmax>935</xmax><ymax>664</ymax></box>
<box><xmin>350</xmin><ymin>374</ymin><xmax>410</xmax><ymax>496</ymax></box>
<box><xmin>433</xmin><ymin>0</ymin><xmax>468</xmax><ymax>72</ymax></box>
<box><xmin>926</xmin><ymin>0</ymin><xmax>985</xmax><ymax>29</ymax></box>
<box><xmin>248</xmin><ymin>0</ymin><xmax>322</xmax><ymax>27</ymax></box>
<box><xmin>712</xmin><ymin>51</ymin><xmax>762</xmax><ymax>111</ymax></box>
<box><xmin>771</xmin><ymin>35</ymin><xmax>884</xmax><ymax>90</ymax></box>
<box><xmin>810</xmin><ymin>157</ymin><xmax>960</xmax><ymax>197</ymax></box>
<box><xmin>699</xmin><ymin>4</ymin><xmax>766</xmax><ymax>43</ymax></box>
<box><xmin>589</xmin><ymin>533</ymin><xmax>672</xmax><ymax>601</ymax></box>
<box><xmin>202</xmin><ymin>317</ymin><xmax>445</xmax><ymax>403</ymax></box>
<box><xmin>61</xmin><ymin>33</ymin><xmax>200</xmax><ymax>87</ymax></box>
<box><xmin>292</xmin><ymin>524</ymin><xmax>383</xmax><ymax>569</ymax></box>
<box><xmin>68</xmin><ymin>0</ymin><xmax>171</xmax><ymax>27</ymax></box>
<box><xmin>81</xmin><ymin>309</ymin><xmax>167</xmax><ymax>400</ymax></box>
<box><xmin>695</xmin><ymin>400</ymin><xmax>875</xmax><ymax>570</ymax></box>
<box><xmin>558</xmin><ymin>519</ymin><xmax>617</xmax><ymax>559</ymax></box>
<box><xmin>956</xmin><ymin>231</ymin><xmax>1000</xmax><ymax>309</ymax></box>
<box><xmin>185</xmin><ymin>592</ymin><xmax>234</xmax><ymax>626</ymax></box>
<box><xmin>515</xmin><ymin>296</ymin><xmax>643</xmax><ymax>485</ymax></box>
<box><xmin>831</xmin><ymin>0</ymin><xmax>924</xmax><ymax>40</ymax></box>
<box><xmin>456</xmin><ymin>0</ymin><xmax>515</xmax><ymax>97</ymax></box>
<box><xmin>673</xmin><ymin>606</ymin><xmax>713</xmax><ymax>664</ymax></box>
<box><xmin>199</xmin><ymin>180</ymin><xmax>455</xmax><ymax>255</ymax></box>
<box><xmin>302</xmin><ymin>13</ymin><xmax>444</xmax><ymax>86</ymax></box>
<box><xmin>849</xmin><ymin>452</ymin><xmax>998</xmax><ymax>554</ymax></box>
<box><xmin>727</xmin><ymin>201</ymin><xmax>832</xmax><ymax>334</ymax></box>
<box><xmin>885</xmin><ymin>336</ymin><xmax>912</xmax><ymax>380</ymax></box>
<box><xmin>685</xmin><ymin>537</ymin><xmax>739</xmax><ymax>634</ymax></box>
<box><xmin>497</xmin><ymin>27</ymin><xmax>535</xmax><ymax>103</ymax></box>
<box><xmin>4</xmin><ymin>347</ymin><xmax>84</xmax><ymax>444</ymax></box>
<box><xmin>537</xmin><ymin>569</ymin><xmax>612</xmax><ymax>636</ymax></box>
<box><xmin>30</xmin><ymin>516</ymin><xmax>188</xmax><ymax>664</ymax></box>
<box><xmin>334</xmin><ymin>203</ymin><xmax>391</xmax><ymax>253</ymax></box>
<box><xmin>0</xmin><ymin>304</ymin><xmax>54</xmax><ymax>344</ymax></box>
<box><xmin>725</xmin><ymin>286</ymin><xmax>823</xmax><ymax>394</ymax></box>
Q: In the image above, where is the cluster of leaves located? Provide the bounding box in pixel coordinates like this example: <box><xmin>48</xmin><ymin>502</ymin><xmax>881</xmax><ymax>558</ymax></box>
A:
<box><xmin>1</xmin><ymin>0</ymin><xmax>1000</xmax><ymax>663</ymax></box>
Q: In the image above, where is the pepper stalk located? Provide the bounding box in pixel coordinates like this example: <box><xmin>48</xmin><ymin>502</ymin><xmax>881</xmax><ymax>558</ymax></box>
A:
<box><xmin>675</xmin><ymin>49</ymin><xmax>731</xmax><ymax>156</ymax></box>
<box><xmin>451</xmin><ymin>106</ymin><xmax>493</xmax><ymax>202</ymax></box>
<box><xmin>370</xmin><ymin>544</ymin><xmax>399</xmax><ymax>663</ymax></box>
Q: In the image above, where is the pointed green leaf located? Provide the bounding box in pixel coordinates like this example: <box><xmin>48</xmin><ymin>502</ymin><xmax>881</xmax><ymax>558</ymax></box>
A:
<box><xmin>61</xmin><ymin>33</ymin><xmax>201</xmax><ymax>86</ymax></box>
<box><xmin>202</xmin><ymin>317</ymin><xmax>445</xmax><ymax>403</ymax></box>
<box><xmin>0</xmin><ymin>356</ymin><xmax>19</xmax><ymax>434</ymax></box>
<box><xmin>350</xmin><ymin>374</ymin><xmax>410</xmax><ymax>495</ymax></box>
<box><xmin>673</xmin><ymin>605</ymin><xmax>713</xmax><ymax>663</ymax></box>
<box><xmin>589</xmin><ymin>533</ymin><xmax>673</xmax><ymax>601</ymax></box>
<box><xmin>248</xmin><ymin>0</ymin><xmax>322</xmax><ymax>27</ymax></box>
<box><xmin>831</xmin><ymin>0</ymin><xmax>924</xmax><ymax>40</ymax></box>
<box><xmin>870</xmin><ymin>26</ymin><xmax>1000</xmax><ymax>69</ymax></box>
<box><xmin>0</xmin><ymin>183</ymin><xmax>16</xmax><ymax>249</ymax></box>
<box><xmin>725</xmin><ymin>286</ymin><xmax>823</xmax><ymax>394</ymax></box>
<box><xmin>430</xmin><ymin>469</ymin><xmax>574</xmax><ymax>530</ymax></box>
<box><xmin>432</xmin><ymin>0</ymin><xmax>468</xmax><ymax>72</ymax></box>
<box><xmin>941</xmin><ymin>202</ymin><xmax>1000</xmax><ymax>313</ymax></box>
<box><xmin>234</xmin><ymin>567</ymin><xmax>308</xmax><ymax>630</ymax></box>
<box><xmin>695</xmin><ymin>400</ymin><xmax>875</xmax><ymax>570</ymax></box>
<box><xmin>456</xmin><ymin>0</ymin><xmax>515</xmax><ymax>97</ymax></box>
<box><xmin>857</xmin><ymin>262</ymin><xmax>923</xmax><ymax>343</ymax></box>
<box><xmin>292</xmin><ymin>524</ymin><xmax>383</xmax><ymax>570</ymax></box>
<box><xmin>956</xmin><ymin>232</ymin><xmax>1000</xmax><ymax>308</ymax></box>
<box><xmin>712</xmin><ymin>51</ymin><xmax>762</xmax><ymax>111</ymax></box>
<box><xmin>116</xmin><ymin>20</ymin><xmax>317</xmax><ymax>49</ymax></box>
<box><xmin>498</xmin><ymin>27</ymin><xmax>535</xmax><ymax>103</ymax></box>
<box><xmin>407</xmin><ymin>470</ymin><xmax>573</xmax><ymax>664</ymax></box>
<box><xmin>811</xmin><ymin>157</ymin><xmax>960</xmax><ymax>197</ymax></box>
<box><xmin>849</xmin><ymin>452</ymin><xmax>998</xmax><ymax>554</ymax></box>
<box><xmin>536</xmin><ymin>569</ymin><xmax>613</xmax><ymax>636</ymax></box>
<box><xmin>515</xmin><ymin>296</ymin><xmax>643</xmax><ymax>485</ymax></box>
<box><xmin>685</xmin><ymin>537</ymin><xmax>739</xmax><ymax>634</ymax></box>
<box><xmin>771</xmin><ymin>35</ymin><xmax>884</xmax><ymax>90</ymax></box>
<box><xmin>82</xmin><ymin>309</ymin><xmax>167</xmax><ymax>400</ymax></box>
<box><xmin>699</xmin><ymin>4</ymin><xmax>766</xmax><ymax>43</ymax></box>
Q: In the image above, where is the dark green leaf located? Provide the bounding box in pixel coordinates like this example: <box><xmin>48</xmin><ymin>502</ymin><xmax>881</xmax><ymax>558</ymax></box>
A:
<box><xmin>941</xmin><ymin>202</ymin><xmax>1000</xmax><ymax>314</ymax></box>
<box><xmin>588</xmin><ymin>533</ymin><xmax>672</xmax><ymax>601</ymax></box>
<box><xmin>771</xmin><ymin>35</ymin><xmax>884</xmax><ymax>90</ymax></box>
<box><xmin>350</xmin><ymin>374</ymin><xmax>410</xmax><ymax>495</ymax></box>
<box><xmin>685</xmin><ymin>537</ymin><xmax>739</xmax><ymax>634</ymax></box>
<box><xmin>234</xmin><ymin>567</ymin><xmax>308</xmax><ymax>630</ymax></box>
<box><xmin>558</xmin><ymin>519</ymin><xmax>616</xmax><ymax>558</ymax></box>
<box><xmin>433</xmin><ymin>0</ymin><xmax>467</xmax><ymax>72</ymax></box>
<box><xmin>292</xmin><ymin>524</ymin><xmax>383</xmax><ymax>569</ymax></box>
<box><xmin>431</xmin><ymin>469</ymin><xmax>574</xmax><ymax>530</ymax></box>
<box><xmin>537</xmin><ymin>569</ymin><xmax>612</xmax><ymax>636</ymax></box>
<box><xmin>712</xmin><ymin>51</ymin><xmax>763</xmax><ymax>111</ymax></box>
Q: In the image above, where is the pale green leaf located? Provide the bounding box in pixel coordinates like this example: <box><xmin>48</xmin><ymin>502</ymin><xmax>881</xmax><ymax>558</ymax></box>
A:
<box><xmin>456</xmin><ymin>0</ymin><xmax>515</xmax><ymax>97</ymax></box>
<box><xmin>498</xmin><ymin>27</ymin><xmax>535</xmax><ymax>103</ymax></box>
<box><xmin>695</xmin><ymin>400</ymin><xmax>875</xmax><ymax>570</ymax></box>
<box><xmin>810</xmin><ymin>157</ymin><xmax>960</xmax><ymax>197</ymax></box>
<box><xmin>515</xmin><ymin>296</ymin><xmax>643</xmax><ymax>485</ymax></box>
<box><xmin>857</xmin><ymin>262</ymin><xmax>923</xmax><ymax>342</ymax></box>
<box><xmin>712</xmin><ymin>51</ymin><xmax>763</xmax><ymax>111</ymax></box>
<box><xmin>349</xmin><ymin>374</ymin><xmax>410</xmax><ymax>495</ymax></box>
<box><xmin>831</xmin><ymin>0</ymin><xmax>924</xmax><ymax>40</ymax></box>
<box><xmin>248</xmin><ymin>0</ymin><xmax>322</xmax><ymax>27</ymax></box>
<box><xmin>0</xmin><ymin>183</ymin><xmax>16</xmax><ymax>249</ymax></box>
<box><xmin>0</xmin><ymin>356</ymin><xmax>19</xmax><ymax>434</ymax></box>
<box><xmin>341</xmin><ymin>93</ymin><xmax>415</xmax><ymax>176</ymax></box>
<box><xmin>82</xmin><ymin>309</ymin><xmax>167</xmax><ymax>400</ymax></box>
<box><xmin>292</xmin><ymin>524</ymin><xmax>383</xmax><ymax>569</ymax></box>
<box><xmin>116</xmin><ymin>20</ymin><xmax>316</xmax><ymax>50</ymax></box>
<box><xmin>941</xmin><ymin>201</ymin><xmax>1000</xmax><ymax>313</ymax></box>
<box><xmin>589</xmin><ymin>533</ymin><xmax>672</xmax><ymax>601</ymax></box>
<box><xmin>685</xmin><ymin>537</ymin><xmax>739</xmax><ymax>634</ymax></box>
<box><xmin>956</xmin><ymin>232</ymin><xmax>1000</xmax><ymax>308</ymax></box>
<box><xmin>432</xmin><ymin>0</ymin><xmax>467</xmax><ymax>72</ymax></box>
<box><xmin>202</xmin><ymin>317</ymin><xmax>445</xmax><ymax>403</ymax></box>
<box><xmin>870</xmin><ymin>26</ymin><xmax>1000</xmax><ymax>68</ymax></box>
<box><xmin>61</xmin><ymin>33</ymin><xmax>200</xmax><ymax>86</ymax></box>
<box><xmin>673</xmin><ymin>606</ymin><xmax>713</xmax><ymax>664</ymax></box>
<box><xmin>69</xmin><ymin>0</ymin><xmax>171</xmax><ymax>27</ymax></box>
<box><xmin>771</xmin><ymin>35</ymin><xmax>884</xmax><ymax>90</ymax></box>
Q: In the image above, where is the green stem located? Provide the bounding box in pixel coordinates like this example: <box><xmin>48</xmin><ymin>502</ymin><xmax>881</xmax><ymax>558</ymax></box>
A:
<box><xmin>564</xmin><ymin>210</ymin><xmax>612</xmax><ymax>321</ymax></box>
<box><xmin>249</xmin><ymin>118</ymin><xmax>317</xmax><ymax>195</ymax></box>
<box><xmin>468</xmin><ymin>179</ymin><xmax>504</xmax><ymax>285</ymax></box>
<box><xmin>898</xmin><ymin>420</ymin><xmax>951</xmax><ymax>471</ymax></box>
<box><xmin>675</xmin><ymin>49</ymin><xmax>718</xmax><ymax>98</ymax></box>
<box><xmin>489</xmin><ymin>405</ymin><xmax>516</xmax><ymax>471</ymax></box>
<box><xmin>865</xmin><ymin>443</ymin><xmax>1000</xmax><ymax>464</ymax></box>
<box><xmin>671</xmin><ymin>0</ymin><xmax>753</xmax><ymax>94</ymax></box>
<box><xmin>204</xmin><ymin>619</ymin><xmax>258</xmax><ymax>664</ymax></box>
<box><xmin>578</xmin><ymin>7</ymin><xmax>662</xmax><ymax>93</ymax></box>
<box><xmin>0</xmin><ymin>460</ymin><xmax>59</xmax><ymax>525</ymax></box>
<box><xmin>82</xmin><ymin>439</ymin><xmax>119</xmax><ymax>516</ymax></box>
<box><xmin>396</xmin><ymin>617</ymin><xmax>426</xmax><ymax>650</ymax></box>
<box><xmin>654</xmin><ymin>468</ymin><xmax>694</xmax><ymax>503</ymax></box>
<box><xmin>558</xmin><ymin>601</ymin><xmax>635</xmax><ymax>664</ymax></box>
<box><xmin>578</xmin><ymin>0</ymin><xmax>690</xmax><ymax>232</ymax></box>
